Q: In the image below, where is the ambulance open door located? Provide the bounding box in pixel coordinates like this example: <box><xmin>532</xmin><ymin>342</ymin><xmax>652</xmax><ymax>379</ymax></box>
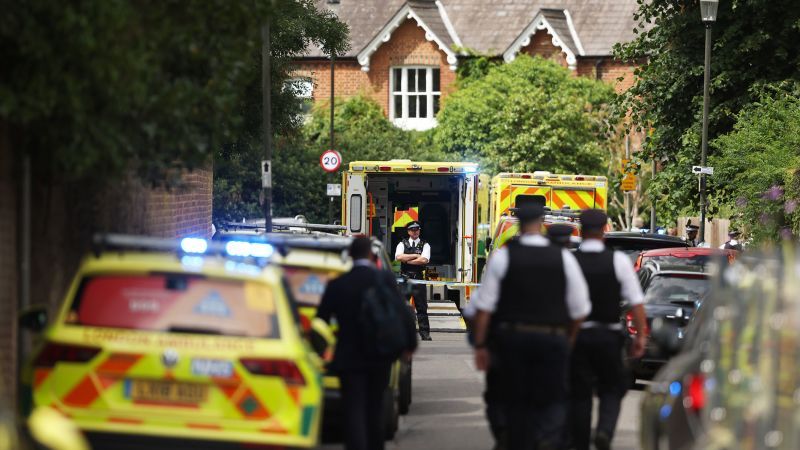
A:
<box><xmin>345</xmin><ymin>173</ymin><xmax>367</xmax><ymax>235</ymax></box>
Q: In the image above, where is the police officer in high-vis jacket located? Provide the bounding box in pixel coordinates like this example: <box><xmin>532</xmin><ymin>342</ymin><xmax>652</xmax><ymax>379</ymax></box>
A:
<box><xmin>472</xmin><ymin>204</ymin><xmax>591</xmax><ymax>449</ymax></box>
<box><xmin>395</xmin><ymin>221</ymin><xmax>432</xmax><ymax>341</ymax></box>
<box><xmin>568</xmin><ymin>209</ymin><xmax>647</xmax><ymax>450</ymax></box>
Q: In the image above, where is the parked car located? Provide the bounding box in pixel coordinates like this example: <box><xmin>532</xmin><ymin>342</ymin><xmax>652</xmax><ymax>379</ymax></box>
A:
<box><xmin>634</xmin><ymin>247</ymin><xmax>738</xmax><ymax>271</ymax></box>
<box><xmin>216</xmin><ymin>229</ymin><xmax>413</xmax><ymax>439</ymax></box>
<box><xmin>624</xmin><ymin>264</ymin><xmax>711</xmax><ymax>381</ymax></box>
<box><xmin>604</xmin><ymin>232</ymin><xmax>688</xmax><ymax>264</ymax></box>
<box><xmin>20</xmin><ymin>234</ymin><xmax>329</xmax><ymax>450</ymax></box>
<box><xmin>640</xmin><ymin>252</ymin><xmax>797</xmax><ymax>450</ymax></box>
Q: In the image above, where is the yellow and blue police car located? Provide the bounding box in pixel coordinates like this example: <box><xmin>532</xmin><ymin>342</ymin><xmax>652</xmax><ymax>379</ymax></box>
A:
<box><xmin>20</xmin><ymin>234</ymin><xmax>327</xmax><ymax>449</ymax></box>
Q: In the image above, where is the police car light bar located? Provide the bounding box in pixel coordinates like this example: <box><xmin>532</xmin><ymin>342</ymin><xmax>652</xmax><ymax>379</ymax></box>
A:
<box><xmin>93</xmin><ymin>233</ymin><xmax>279</xmax><ymax>260</ymax></box>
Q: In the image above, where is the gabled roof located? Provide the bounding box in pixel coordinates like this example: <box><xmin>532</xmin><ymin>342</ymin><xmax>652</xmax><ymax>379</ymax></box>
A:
<box><xmin>356</xmin><ymin>0</ymin><xmax>462</xmax><ymax>72</ymax></box>
<box><xmin>503</xmin><ymin>8</ymin><xmax>584</xmax><ymax>69</ymax></box>
<box><xmin>304</xmin><ymin>0</ymin><xmax>640</xmax><ymax>60</ymax></box>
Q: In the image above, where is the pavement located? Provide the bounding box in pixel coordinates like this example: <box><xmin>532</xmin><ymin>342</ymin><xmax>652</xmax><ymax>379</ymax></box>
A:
<box><xmin>323</xmin><ymin>331</ymin><xmax>644</xmax><ymax>450</ymax></box>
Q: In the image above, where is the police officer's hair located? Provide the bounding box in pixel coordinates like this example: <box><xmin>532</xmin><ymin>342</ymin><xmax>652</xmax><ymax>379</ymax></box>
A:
<box><xmin>349</xmin><ymin>236</ymin><xmax>373</xmax><ymax>260</ymax></box>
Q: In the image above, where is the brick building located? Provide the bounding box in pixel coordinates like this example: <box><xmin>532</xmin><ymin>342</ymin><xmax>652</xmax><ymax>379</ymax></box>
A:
<box><xmin>294</xmin><ymin>0</ymin><xmax>641</xmax><ymax>130</ymax></box>
<box><xmin>0</xmin><ymin>121</ymin><xmax>212</xmax><ymax>400</ymax></box>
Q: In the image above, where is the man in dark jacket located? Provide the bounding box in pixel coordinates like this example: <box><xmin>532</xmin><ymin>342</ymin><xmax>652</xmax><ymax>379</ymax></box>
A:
<box><xmin>317</xmin><ymin>237</ymin><xmax>417</xmax><ymax>450</ymax></box>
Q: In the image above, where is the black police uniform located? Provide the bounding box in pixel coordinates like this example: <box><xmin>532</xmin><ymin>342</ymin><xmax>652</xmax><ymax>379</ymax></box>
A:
<box><xmin>570</xmin><ymin>250</ymin><xmax>626</xmax><ymax>450</ymax></box>
<box><xmin>568</xmin><ymin>209</ymin><xmax>631</xmax><ymax>450</ymax></box>
<box><xmin>491</xmin><ymin>241</ymin><xmax>572</xmax><ymax>450</ymax></box>
<box><xmin>400</xmin><ymin>238</ymin><xmax>431</xmax><ymax>340</ymax></box>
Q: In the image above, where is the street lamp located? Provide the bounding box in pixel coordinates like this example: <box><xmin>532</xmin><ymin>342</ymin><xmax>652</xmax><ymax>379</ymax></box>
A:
<box><xmin>698</xmin><ymin>0</ymin><xmax>718</xmax><ymax>245</ymax></box>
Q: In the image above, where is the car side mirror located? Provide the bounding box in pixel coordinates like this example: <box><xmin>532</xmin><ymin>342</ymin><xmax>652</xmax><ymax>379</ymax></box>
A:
<box><xmin>28</xmin><ymin>406</ymin><xmax>90</xmax><ymax>450</ymax></box>
<box><xmin>19</xmin><ymin>306</ymin><xmax>48</xmax><ymax>332</ymax></box>
<box><xmin>651</xmin><ymin>319</ymin><xmax>682</xmax><ymax>357</ymax></box>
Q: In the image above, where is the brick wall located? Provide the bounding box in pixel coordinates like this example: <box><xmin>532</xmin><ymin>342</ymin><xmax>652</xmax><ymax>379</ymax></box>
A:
<box><xmin>145</xmin><ymin>168</ymin><xmax>214</xmax><ymax>238</ymax></box>
<box><xmin>0</xmin><ymin>120</ymin><xmax>17</xmax><ymax>399</ymax></box>
<box><xmin>576</xmin><ymin>57</ymin><xmax>637</xmax><ymax>93</ymax></box>
<box><xmin>294</xmin><ymin>18</ymin><xmax>457</xmax><ymax>116</ymax></box>
<box><xmin>519</xmin><ymin>30</ymin><xmax>569</xmax><ymax>68</ymax></box>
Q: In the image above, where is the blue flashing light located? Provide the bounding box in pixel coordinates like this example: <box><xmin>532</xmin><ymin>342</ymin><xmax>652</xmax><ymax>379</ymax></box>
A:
<box><xmin>250</xmin><ymin>242</ymin><xmax>274</xmax><ymax>258</ymax></box>
<box><xmin>464</xmin><ymin>166</ymin><xmax>478</xmax><ymax>174</ymax></box>
<box><xmin>181</xmin><ymin>237</ymin><xmax>208</xmax><ymax>254</ymax></box>
<box><xmin>181</xmin><ymin>255</ymin><xmax>204</xmax><ymax>268</ymax></box>
<box><xmin>669</xmin><ymin>381</ymin><xmax>682</xmax><ymax>397</ymax></box>
<box><xmin>659</xmin><ymin>405</ymin><xmax>672</xmax><ymax>421</ymax></box>
<box><xmin>225</xmin><ymin>241</ymin><xmax>251</xmax><ymax>257</ymax></box>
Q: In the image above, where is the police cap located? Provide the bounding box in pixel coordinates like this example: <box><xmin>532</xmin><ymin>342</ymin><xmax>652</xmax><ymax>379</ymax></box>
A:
<box><xmin>406</xmin><ymin>221</ymin><xmax>421</xmax><ymax>230</ymax></box>
<box><xmin>686</xmin><ymin>224</ymin><xmax>699</xmax><ymax>232</ymax></box>
<box><xmin>580</xmin><ymin>209</ymin><xmax>608</xmax><ymax>231</ymax></box>
<box><xmin>547</xmin><ymin>224</ymin><xmax>574</xmax><ymax>245</ymax></box>
<box><xmin>514</xmin><ymin>204</ymin><xmax>545</xmax><ymax>225</ymax></box>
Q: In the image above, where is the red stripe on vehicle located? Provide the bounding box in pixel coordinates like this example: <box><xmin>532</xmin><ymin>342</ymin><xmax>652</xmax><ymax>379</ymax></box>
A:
<box><xmin>108</xmin><ymin>417</ymin><xmax>143</xmax><ymax>425</ymax></box>
<box><xmin>188</xmin><ymin>423</ymin><xmax>222</xmax><ymax>430</ymax></box>
<box><xmin>33</xmin><ymin>369</ymin><xmax>52</xmax><ymax>388</ymax></box>
<box><xmin>97</xmin><ymin>353</ymin><xmax>142</xmax><ymax>375</ymax></box>
<box><xmin>63</xmin><ymin>377</ymin><xmax>101</xmax><ymax>407</ymax></box>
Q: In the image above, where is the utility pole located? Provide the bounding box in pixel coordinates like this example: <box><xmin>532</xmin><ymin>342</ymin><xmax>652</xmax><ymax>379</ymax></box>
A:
<box><xmin>650</xmin><ymin>157</ymin><xmax>657</xmax><ymax>233</ymax></box>
<box><xmin>261</xmin><ymin>21</ymin><xmax>272</xmax><ymax>232</ymax></box>
<box><xmin>330</xmin><ymin>53</ymin><xmax>335</xmax><ymax>150</ymax></box>
<box><xmin>624</xmin><ymin>135</ymin><xmax>631</xmax><ymax>231</ymax></box>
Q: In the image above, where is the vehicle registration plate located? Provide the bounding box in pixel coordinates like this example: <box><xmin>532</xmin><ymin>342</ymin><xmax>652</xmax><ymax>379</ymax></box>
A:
<box><xmin>128</xmin><ymin>380</ymin><xmax>208</xmax><ymax>404</ymax></box>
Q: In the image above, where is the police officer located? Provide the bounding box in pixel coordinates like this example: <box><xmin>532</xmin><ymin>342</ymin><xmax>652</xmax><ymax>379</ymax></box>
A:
<box><xmin>685</xmin><ymin>222</ymin><xmax>700</xmax><ymax>246</ymax></box>
<box><xmin>395</xmin><ymin>221</ymin><xmax>432</xmax><ymax>341</ymax></box>
<box><xmin>568</xmin><ymin>209</ymin><xmax>647</xmax><ymax>450</ymax></box>
<box><xmin>547</xmin><ymin>223</ymin><xmax>577</xmax><ymax>249</ymax></box>
<box><xmin>472</xmin><ymin>204</ymin><xmax>591</xmax><ymax>450</ymax></box>
<box><xmin>721</xmin><ymin>230</ymin><xmax>742</xmax><ymax>251</ymax></box>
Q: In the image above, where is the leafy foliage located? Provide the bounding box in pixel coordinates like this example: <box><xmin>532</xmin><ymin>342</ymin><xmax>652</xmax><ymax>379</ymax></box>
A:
<box><xmin>614</xmin><ymin>0</ymin><xmax>800</xmax><ymax>223</ymax></box>
<box><xmin>221</xmin><ymin>95</ymin><xmax>450</xmax><ymax>223</ymax></box>
<box><xmin>1</xmin><ymin>0</ymin><xmax>348</xmax><ymax>184</ymax></box>
<box><xmin>434</xmin><ymin>55</ymin><xmax>615</xmax><ymax>175</ymax></box>
<box><xmin>711</xmin><ymin>83</ymin><xmax>800</xmax><ymax>243</ymax></box>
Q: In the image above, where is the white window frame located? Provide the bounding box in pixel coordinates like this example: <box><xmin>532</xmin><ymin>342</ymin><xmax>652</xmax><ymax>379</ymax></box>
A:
<box><xmin>285</xmin><ymin>77</ymin><xmax>314</xmax><ymax>122</ymax></box>
<box><xmin>389</xmin><ymin>66</ymin><xmax>441</xmax><ymax>131</ymax></box>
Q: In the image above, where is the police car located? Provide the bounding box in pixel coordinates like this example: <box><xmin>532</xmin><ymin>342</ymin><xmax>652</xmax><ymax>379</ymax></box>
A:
<box><xmin>20</xmin><ymin>234</ymin><xmax>327</xmax><ymax>449</ymax></box>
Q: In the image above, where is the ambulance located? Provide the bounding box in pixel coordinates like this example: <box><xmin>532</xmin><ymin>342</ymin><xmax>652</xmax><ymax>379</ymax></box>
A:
<box><xmin>342</xmin><ymin>160</ymin><xmax>485</xmax><ymax>309</ymax></box>
<box><xmin>488</xmin><ymin>172</ymin><xmax>609</xmax><ymax>250</ymax></box>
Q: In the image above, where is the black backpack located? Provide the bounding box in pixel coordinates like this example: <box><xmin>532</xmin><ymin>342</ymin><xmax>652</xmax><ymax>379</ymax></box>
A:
<box><xmin>360</xmin><ymin>270</ymin><xmax>412</xmax><ymax>360</ymax></box>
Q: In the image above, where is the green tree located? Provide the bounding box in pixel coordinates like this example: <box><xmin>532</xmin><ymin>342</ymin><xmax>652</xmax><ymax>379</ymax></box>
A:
<box><xmin>613</xmin><ymin>0</ymin><xmax>800</xmax><ymax>223</ymax></box>
<box><xmin>266</xmin><ymin>95</ymin><xmax>449</xmax><ymax>223</ymax></box>
<box><xmin>1</xmin><ymin>0</ymin><xmax>348</xmax><ymax>184</ymax></box>
<box><xmin>433</xmin><ymin>55</ymin><xmax>615</xmax><ymax>175</ymax></box>
<box><xmin>711</xmin><ymin>83</ymin><xmax>800</xmax><ymax>243</ymax></box>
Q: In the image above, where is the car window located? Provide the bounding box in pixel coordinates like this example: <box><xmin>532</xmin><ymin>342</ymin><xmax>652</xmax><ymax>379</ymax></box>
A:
<box><xmin>643</xmin><ymin>254</ymin><xmax>713</xmax><ymax>269</ymax></box>
<box><xmin>282</xmin><ymin>266</ymin><xmax>342</xmax><ymax>306</ymax></box>
<box><xmin>67</xmin><ymin>274</ymin><xmax>280</xmax><ymax>338</ymax></box>
<box><xmin>643</xmin><ymin>274</ymin><xmax>710</xmax><ymax>305</ymax></box>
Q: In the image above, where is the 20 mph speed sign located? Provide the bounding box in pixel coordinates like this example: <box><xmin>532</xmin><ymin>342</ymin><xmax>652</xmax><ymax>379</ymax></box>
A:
<box><xmin>320</xmin><ymin>150</ymin><xmax>342</xmax><ymax>173</ymax></box>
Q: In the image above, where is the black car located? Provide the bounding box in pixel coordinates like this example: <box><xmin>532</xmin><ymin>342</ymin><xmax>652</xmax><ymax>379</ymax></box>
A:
<box><xmin>604</xmin><ymin>232</ymin><xmax>689</xmax><ymax>264</ymax></box>
<box><xmin>624</xmin><ymin>263</ymin><xmax>710</xmax><ymax>380</ymax></box>
<box><xmin>640</xmin><ymin>252</ymin><xmax>796</xmax><ymax>450</ymax></box>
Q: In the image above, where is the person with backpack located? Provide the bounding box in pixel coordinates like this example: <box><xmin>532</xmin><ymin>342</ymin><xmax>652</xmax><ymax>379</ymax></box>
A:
<box><xmin>317</xmin><ymin>236</ymin><xmax>417</xmax><ymax>450</ymax></box>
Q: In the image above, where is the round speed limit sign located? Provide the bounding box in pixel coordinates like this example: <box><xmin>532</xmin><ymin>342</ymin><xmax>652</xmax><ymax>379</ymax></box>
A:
<box><xmin>320</xmin><ymin>150</ymin><xmax>342</xmax><ymax>173</ymax></box>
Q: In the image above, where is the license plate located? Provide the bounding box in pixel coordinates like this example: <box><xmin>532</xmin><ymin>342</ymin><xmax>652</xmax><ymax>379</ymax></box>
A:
<box><xmin>128</xmin><ymin>380</ymin><xmax>208</xmax><ymax>404</ymax></box>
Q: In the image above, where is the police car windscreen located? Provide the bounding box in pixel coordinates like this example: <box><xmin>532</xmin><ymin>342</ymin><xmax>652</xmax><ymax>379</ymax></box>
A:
<box><xmin>66</xmin><ymin>274</ymin><xmax>280</xmax><ymax>338</ymax></box>
<box><xmin>643</xmin><ymin>274</ymin><xmax>710</xmax><ymax>305</ymax></box>
<box><xmin>282</xmin><ymin>266</ymin><xmax>339</xmax><ymax>307</ymax></box>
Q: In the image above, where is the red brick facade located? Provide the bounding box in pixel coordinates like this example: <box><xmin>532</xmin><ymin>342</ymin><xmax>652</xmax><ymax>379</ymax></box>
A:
<box><xmin>145</xmin><ymin>168</ymin><xmax>214</xmax><ymax>238</ymax></box>
<box><xmin>294</xmin><ymin>18</ymin><xmax>458</xmax><ymax>117</ymax></box>
<box><xmin>297</xmin><ymin>24</ymin><xmax>636</xmax><ymax>117</ymax></box>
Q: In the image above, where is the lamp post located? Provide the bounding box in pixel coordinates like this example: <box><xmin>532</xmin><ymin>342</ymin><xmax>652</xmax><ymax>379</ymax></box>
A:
<box><xmin>698</xmin><ymin>0</ymin><xmax>718</xmax><ymax>244</ymax></box>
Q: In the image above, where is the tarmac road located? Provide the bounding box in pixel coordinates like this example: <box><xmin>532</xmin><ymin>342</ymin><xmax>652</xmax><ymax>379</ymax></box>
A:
<box><xmin>323</xmin><ymin>331</ymin><xmax>643</xmax><ymax>450</ymax></box>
